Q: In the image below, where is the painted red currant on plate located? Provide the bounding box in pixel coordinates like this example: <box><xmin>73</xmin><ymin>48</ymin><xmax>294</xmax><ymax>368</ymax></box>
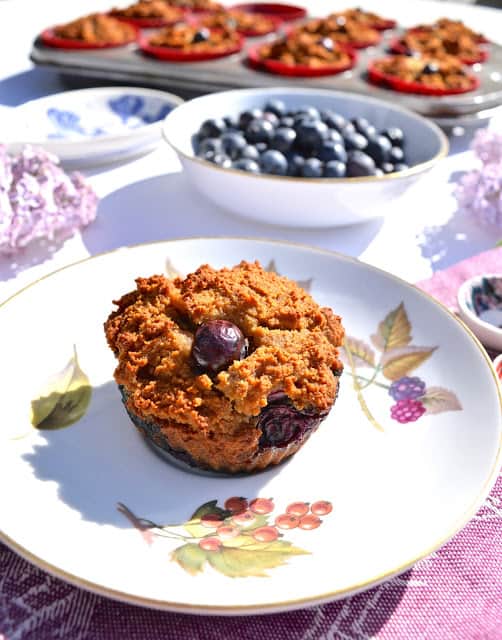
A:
<box><xmin>252</xmin><ymin>526</ymin><xmax>279</xmax><ymax>542</ymax></box>
<box><xmin>200</xmin><ymin>513</ymin><xmax>223</xmax><ymax>528</ymax></box>
<box><xmin>249</xmin><ymin>498</ymin><xmax>274</xmax><ymax>514</ymax></box>
<box><xmin>310</xmin><ymin>500</ymin><xmax>333</xmax><ymax>516</ymax></box>
<box><xmin>275</xmin><ymin>513</ymin><xmax>300</xmax><ymax>530</ymax></box>
<box><xmin>286</xmin><ymin>501</ymin><xmax>309</xmax><ymax>517</ymax></box>
<box><xmin>299</xmin><ymin>514</ymin><xmax>322</xmax><ymax>530</ymax></box>
<box><xmin>217</xmin><ymin>525</ymin><xmax>240</xmax><ymax>540</ymax></box>
<box><xmin>231</xmin><ymin>510</ymin><xmax>256</xmax><ymax>526</ymax></box>
<box><xmin>199</xmin><ymin>537</ymin><xmax>222</xmax><ymax>551</ymax></box>
<box><xmin>224</xmin><ymin>496</ymin><xmax>248</xmax><ymax>514</ymax></box>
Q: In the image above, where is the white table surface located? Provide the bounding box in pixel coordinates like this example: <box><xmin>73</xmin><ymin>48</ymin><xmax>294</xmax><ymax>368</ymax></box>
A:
<box><xmin>0</xmin><ymin>0</ymin><xmax>501</xmax><ymax>304</ymax></box>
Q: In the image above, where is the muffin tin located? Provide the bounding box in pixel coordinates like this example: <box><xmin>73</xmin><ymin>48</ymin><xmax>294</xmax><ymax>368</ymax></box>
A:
<box><xmin>30</xmin><ymin>16</ymin><xmax>502</xmax><ymax>120</ymax></box>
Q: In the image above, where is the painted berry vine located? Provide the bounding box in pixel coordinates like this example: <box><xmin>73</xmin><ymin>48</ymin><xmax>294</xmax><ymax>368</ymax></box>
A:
<box><xmin>341</xmin><ymin>302</ymin><xmax>462</xmax><ymax>430</ymax></box>
<box><xmin>118</xmin><ymin>496</ymin><xmax>333</xmax><ymax>578</ymax></box>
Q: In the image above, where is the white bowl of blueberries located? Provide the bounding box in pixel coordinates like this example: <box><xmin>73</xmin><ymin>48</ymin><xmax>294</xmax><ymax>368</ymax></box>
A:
<box><xmin>162</xmin><ymin>87</ymin><xmax>449</xmax><ymax>228</ymax></box>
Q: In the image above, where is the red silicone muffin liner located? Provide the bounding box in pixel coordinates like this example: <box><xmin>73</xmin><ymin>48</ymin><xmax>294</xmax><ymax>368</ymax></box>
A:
<box><xmin>367</xmin><ymin>59</ymin><xmax>480</xmax><ymax>96</ymax></box>
<box><xmin>194</xmin><ymin>11</ymin><xmax>282</xmax><ymax>37</ymax></box>
<box><xmin>247</xmin><ymin>44</ymin><xmax>357</xmax><ymax>77</ymax></box>
<box><xmin>389</xmin><ymin>36</ymin><xmax>489</xmax><ymax>65</ymax></box>
<box><xmin>40</xmin><ymin>26</ymin><xmax>138</xmax><ymax>49</ymax></box>
<box><xmin>282</xmin><ymin>23</ymin><xmax>381</xmax><ymax>50</ymax></box>
<box><xmin>371</xmin><ymin>18</ymin><xmax>397</xmax><ymax>31</ymax></box>
<box><xmin>231</xmin><ymin>2</ymin><xmax>306</xmax><ymax>22</ymax></box>
<box><xmin>109</xmin><ymin>12</ymin><xmax>186</xmax><ymax>29</ymax></box>
<box><xmin>139</xmin><ymin>30</ymin><xmax>244</xmax><ymax>61</ymax></box>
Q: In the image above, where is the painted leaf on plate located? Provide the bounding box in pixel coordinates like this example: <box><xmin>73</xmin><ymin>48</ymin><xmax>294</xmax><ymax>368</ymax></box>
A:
<box><xmin>31</xmin><ymin>346</ymin><xmax>92</xmax><ymax>430</ymax></box>
<box><xmin>206</xmin><ymin>540</ymin><xmax>309</xmax><ymax>578</ymax></box>
<box><xmin>341</xmin><ymin>337</ymin><xmax>376</xmax><ymax>368</ymax></box>
<box><xmin>171</xmin><ymin>543</ymin><xmax>208</xmax><ymax>576</ymax></box>
<box><xmin>421</xmin><ymin>386</ymin><xmax>463</xmax><ymax>414</ymax></box>
<box><xmin>371</xmin><ymin>303</ymin><xmax>411</xmax><ymax>352</ymax></box>
<box><xmin>381</xmin><ymin>346</ymin><xmax>436</xmax><ymax>381</ymax></box>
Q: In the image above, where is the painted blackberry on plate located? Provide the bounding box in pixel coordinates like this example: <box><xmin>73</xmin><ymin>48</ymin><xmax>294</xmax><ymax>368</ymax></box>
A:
<box><xmin>341</xmin><ymin>302</ymin><xmax>462</xmax><ymax>430</ymax></box>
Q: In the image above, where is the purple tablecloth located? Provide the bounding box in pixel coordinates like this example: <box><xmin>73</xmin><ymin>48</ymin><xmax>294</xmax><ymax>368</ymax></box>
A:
<box><xmin>1</xmin><ymin>248</ymin><xmax>501</xmax><ymax>640</ymax></box>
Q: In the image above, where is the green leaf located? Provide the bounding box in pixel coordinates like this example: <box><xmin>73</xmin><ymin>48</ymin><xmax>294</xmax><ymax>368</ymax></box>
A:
<box><xmin>207</xmin><ymin>541</ymin><xmax>309</xmax><ymax>578</ymax></box>
<box><xmin>31</xmin><ymin>346</ymin><xmax>92</xmax><ymax>430</ymax></box>
<box><xmin>171</xmin><ymin>543</ymin><xmax>207</xmax><ymax>575</ymax></box>
<box><xmin>341</xmin><ymin>337</ymin><xmax>376</xmax><ymax>368</ymax></box>
<box><xmin>371</xmin><ymin>303</ymin><xmax>412</xmax><ymax>353</ymax></box>
<box><xmin>421</xmin><ymin>386</ymin><xmax>462</xmax><ymax>414</ymax></box>
<box><xmin>381</xmin><ymin>346</ymin><xmax>436</xmax><ymax>381</ymax></box>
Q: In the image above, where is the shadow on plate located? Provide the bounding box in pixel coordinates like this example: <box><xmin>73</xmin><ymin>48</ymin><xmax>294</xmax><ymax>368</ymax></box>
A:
<box><xmin>82</xmin><ymin>172</ymin><xmax>385</xmax><ymax>257</ymax></box>
<box><xmin>0</xmin><ymin>68</ymin><xmax>65</xmax><ymax>107</ymax></box>
<box><xmin>22</xmin><ymin>380</ymin><xmax>282</xmax><ymax>528</ymax></box>
<box><xmin>417</xmin><ymin>205</ymin><xmax>494</xmax><ymax>273</ymax></box>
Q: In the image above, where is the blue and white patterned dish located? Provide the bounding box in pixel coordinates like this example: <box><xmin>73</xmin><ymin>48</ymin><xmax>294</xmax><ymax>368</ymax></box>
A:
<box><xmin>7</xmin><ymin>87</ymin><xmax>184</xmax><ymax>166</ymax></box>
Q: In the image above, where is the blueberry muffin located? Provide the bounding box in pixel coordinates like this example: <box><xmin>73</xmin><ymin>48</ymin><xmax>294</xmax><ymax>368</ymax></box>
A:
<box><xmin>104</xmin><ymin>261</ymin><xmax>344</xmax><ymax>474</ymax></box>
<box><xmin>51</xmin><ymin>13</ymin><xmax>136</xmax><ymax>45</ymax></box>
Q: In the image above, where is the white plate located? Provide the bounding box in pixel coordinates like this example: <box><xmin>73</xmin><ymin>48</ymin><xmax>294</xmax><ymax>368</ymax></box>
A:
<box><xmin>3</xmin><ymin>87</ymin><xmax>183</xmax><ymax>166</ymax></box>
<box><xmin>0</xmin><ymin>238</ymin><xmax>500</xmax><ymax>615</ymax></box>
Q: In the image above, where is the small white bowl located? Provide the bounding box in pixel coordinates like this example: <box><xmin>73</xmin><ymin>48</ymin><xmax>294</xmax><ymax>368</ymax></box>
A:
<box><xmin>4</xmin><ymin>87</ymin><xmax>184</xmax><ymax>167</ymax></box>
<box><xmin>162</xmin><ymin>87</ymin><xmax>448</xmax><ymax>228</ymax></box>
<box><xmin>457</xmin><ymin>274</ymin><xmax>502</xmax><ymax>352</ymax></box>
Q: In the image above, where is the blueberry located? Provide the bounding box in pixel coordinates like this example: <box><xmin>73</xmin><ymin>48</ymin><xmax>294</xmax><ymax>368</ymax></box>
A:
<box><xmin>220</xmin><ymin>132</ymin><xmax>247</xmax><ymax>160</ymax></box>
<box><xmin>233</xmin><ymin>158</ymin><xmax>260</xmax><ymax>173</ymax></box>
<box><xmin>326</xmin><ymin>129</ymin><xmax>343</xmax><ymax>145</ymax></box>
<box><xmin>318</xmin><ymin>140</ymin><xmax>347</xmax><ymax>163</ymax></box>
<box><xmin>264</xmin><ymin>99</ymin><xmax>286</xmax><ymax>117</ymax></box>
<box><xmin>287</xmin><ymin>153</ymin><xmax>305</xmax><ymax>177</ymax></box>
<box><xmin>192</xmin><ymin>320</ymin><xmax>248</xmax><ymax>374</ymax></box>
<box><xmin>352</xmin><ymin>117</ymin><xmax>371</xmax><ymax>134</ymax></box>
<box><xmin>246</xmin><ymin>118</ymin><xmax>275</xmax><ymax>144</ymax></box>
<box><xmin>423</xmin><ymin>62</ymin><xmax>439</xmax><ymax>75</ymax></box>
<box><xmin>257</xmin><ymin>394</ymin><xmax>328</xmax><ymax>448</ymax></box>
<box><xmin>259</xmin><ymin>149</ymin><xmax>288</xmax><ymax>175</ymax></box>
<box><xmin>346</xmin><ymin>150</ymin><xmax>376</xmax><ymax>177</ymax></box>
<box><xmin>394</xmin><ymin>163</ymin><xmax>409</xmax><ymax>172</ymax></box>
<box><xmin>279</xmin><ymin>116</ymin><xmax>295</xmax><ymax>128</ymax></box>
<box><xmin>197</xmin><ymin>137</ymin><xmax>222</xmax><ymax>156</ymax></box>
<box><xmin>381</xmin><ymin>162</ymin><xmax>395</xmax><ymax>174</ymax></box>
<box><xmin>322</xmin><ymin>111</ymin><xmax>347</xmax><ymax>131</ymax></box>
<box><xmin>238</xmin><ymin>108</ymin><xmax>263</xmax><ymax>130</ymax></box>
<box><xmin>209</xmin><ymin>153</ymin><xmax>232</xmax><ymax>168</ymax></box>
<box><xmin>295</xmin><ymin>119</ymin><xmax>329</xmax><ymax>153</ymax></box>
<box><xmin>240</xmin><ymin>144</ymin><xmax>260</xmax><ymax>161</ymax></box>
<box><xmin>296</xmin><ymin>106</ymin><xmax>321</xmax><ymax>121</ymax></box>
<box><xmin>318</xmin><ymin>36</ymin><xmax>334</xmax><ymax>50</ymax></box>
<box><xmin>374</xmin><ymin>168</ymin><xmax>384</xmax><ymax>177</ymax></box>
<box><xmin>224</xmin><ymin>115</ymin><xmax>238</xmax><ymax>129</ymax></box>
<box><xmin>301</xmin><ymin>158</ymin><xmax>323</xmax><ymax>178</ymax></box>
<box><xmin>270</xmin><ymin>127</ymin><xmax>297</xmax><ymax>153</ymax></box>
<box><xmin>199</xmin><ymin>118</ymin><xmax>226</xmax><ymax>139</ymax></box>
<box><xmin>363</xmin><ymin>124</ymin><xmax>377</xmax><ymax>140</ymax></box>
<box><xmin>256</xmin><ymin>142</ymin><xmax>268</xmax><ymax>152</ymax></box>
<box><xmin>263</xmin><ymin>111</ymin><xmax>280</xmax><ymax>128</ymax></box>
<box><xmin>341</xmin><ymin>122</ymin><xmax>356</xmax><ymax>136</ymax></box>
<box><xmin>324</xmin><ymin>160</ymin><xmax>346</xmax><ymax>178</ymax></box>
<box><xmin>343</xmin><ymin>131</ymin><xmax>368</xmax><ymax>152</ymax></box>
<box><xmin>382</xmin><ymin>127</ymin><xmax>404</xmax><ymax>147</ymax></box>
<box><xmin>389</xmin><ymin>146</ymin><xmax>405</xmax><ymax>163</ymax></box>
<box><xmin>192</xmin><ymin>28</ymin><xmax>210</xmax><ymax>43</ymax></box>
<box><xmin>365</xmin><ymin>135</ymin><xmax>392</xmax><ymax>164</ymax></box>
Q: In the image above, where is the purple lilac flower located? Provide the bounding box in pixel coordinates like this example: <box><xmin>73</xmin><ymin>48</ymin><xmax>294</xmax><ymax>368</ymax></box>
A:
<box><xmin>0</xmin><ymin>145</ymin><xmax>98</xmax><ymax>256</ymax></box>
<box><xmin>471</xmin><ymin>129</ymin><xmax>502</xmax><ymax>165</ymax></box>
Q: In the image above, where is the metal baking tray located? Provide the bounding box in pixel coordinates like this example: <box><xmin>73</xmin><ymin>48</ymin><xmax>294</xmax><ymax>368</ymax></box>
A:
<box><xmin>30</xmin><ymin>25</ymin><xmax>502</xmax><ymax>119</ymax></box>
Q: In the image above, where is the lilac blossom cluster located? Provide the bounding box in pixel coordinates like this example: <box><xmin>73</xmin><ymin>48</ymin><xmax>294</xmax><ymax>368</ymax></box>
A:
<box><xmin>0</xmin><ymin>145</ymin><xmax>98</xmax><ymax>256</ymax></box>
<box><xmin>455</xmin><ymin>128</ymin><xmax>502</xmax><ymax>230</ymax></box>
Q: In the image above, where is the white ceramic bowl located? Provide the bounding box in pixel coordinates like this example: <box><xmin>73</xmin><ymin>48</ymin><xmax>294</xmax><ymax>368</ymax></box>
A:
<box><xmin>4</xmin><ymin>87</ymin><xmax>184</xmax><ymax>167</ymax></box>
<box><xmin>457</xmin><ymin>273</ymin><xmax>502</xmax><ymax>352</ymax></box>
<box><xmin>162</xmin><ymin>87</ymin><xmax>449</xmax><ymax>228</ymax></box>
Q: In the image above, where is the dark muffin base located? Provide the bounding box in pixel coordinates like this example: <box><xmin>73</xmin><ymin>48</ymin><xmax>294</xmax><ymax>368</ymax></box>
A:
<box><xmin>118</xmin><ymin>384</ymin><xmax>337</xmax><ymax>475</ymax></box>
